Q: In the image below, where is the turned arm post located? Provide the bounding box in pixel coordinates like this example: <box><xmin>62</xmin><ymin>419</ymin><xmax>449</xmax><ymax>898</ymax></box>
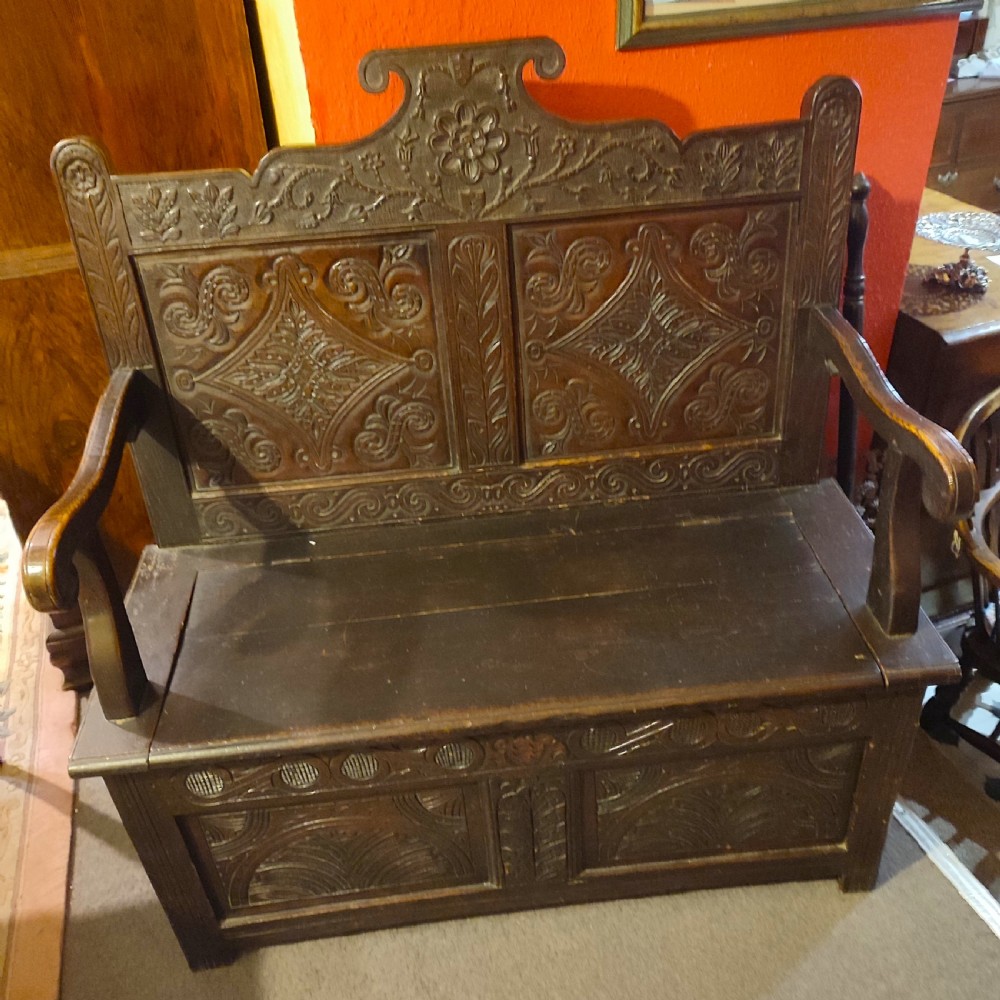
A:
<box><xmin>21</xmin><ymin>368</ymin><xmax>149</xmax><ymax>719</ymax></box>
<box><xmin>836</xmin><ymin>172</ymin><xmax>871</xmax><ymax>499</ymax></box>
<box><xmin>807</xmin><ymin>306</ymin><xmax>977</xmax><ymax>635</ymax></box>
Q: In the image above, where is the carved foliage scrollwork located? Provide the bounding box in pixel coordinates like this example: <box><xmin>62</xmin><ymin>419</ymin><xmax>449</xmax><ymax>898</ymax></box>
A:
<box><xmin>114</xmin><ymin>39</ymin><xmax>806</xmax><ymax>244</ymax></box>
<box><xmin>158</xmin><ymin>264</ymin><xmax>252</xmax><ymax>347</ymax></box>
<box><xmin>194</xmin><ymin>446</ymin><xmax>779</xmax><ymax>536</ymax></box>
<box><xmin>327</xmin><ymin>243</ymin><xmax>428</xmax><ymax>343</ymax></box>
<box><xmin>518</xmin><ymin>212</ymin><xmax>786</xmax><ymax>458</ymax></box>
<box><xmin>53</xmin><ymin>139</ymin><xmax>154</xmax><ymax>368</ymax></box>
<box><xmin>143</xmin><ymin>242</ymin><xmax>450</xmax><ymax>488</ymax></box>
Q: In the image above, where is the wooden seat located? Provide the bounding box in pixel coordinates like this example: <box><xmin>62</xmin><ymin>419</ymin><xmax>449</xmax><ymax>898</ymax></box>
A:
<box><xmin>23</xmin><ymin>38</ymin><xmax>976</xmax><ymax>969</ymax></box>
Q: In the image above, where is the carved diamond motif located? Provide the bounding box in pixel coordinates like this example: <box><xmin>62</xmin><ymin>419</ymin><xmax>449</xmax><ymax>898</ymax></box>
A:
<box><xmin>542</xmin><ymin>224</ymin><xmax>769</xmax><ymax>438</ymax></box>
<box><xmin>202</xmin><ymin>256</ymin><xmax>407</xmax><ymax>473</ymax></box>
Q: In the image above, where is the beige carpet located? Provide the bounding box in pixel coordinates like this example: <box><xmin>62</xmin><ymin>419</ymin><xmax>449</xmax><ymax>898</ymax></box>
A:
<box><xmin>0</xmin><ymin>502</ymin><xmax>75</xmax><ymax>1000</ymax></box>
<box><xmin>62</xmin><ymin>770</ymin><xmax>1000</xmax><ymax>1000</ymax></box>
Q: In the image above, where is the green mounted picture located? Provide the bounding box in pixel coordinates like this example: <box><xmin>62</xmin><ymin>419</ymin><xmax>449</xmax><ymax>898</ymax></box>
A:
<box><xmin>617</xmin><ymin>0</ymin><xmax>982</xmax><ymax>48</ymax></box>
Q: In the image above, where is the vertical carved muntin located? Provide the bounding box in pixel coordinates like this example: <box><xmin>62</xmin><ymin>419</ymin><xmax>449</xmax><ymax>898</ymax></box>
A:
<box><xmin>52</xmin><ymin>138</ymin><xmax>155</xmax><ymax>369</ymax></box>
<box><xmin>446</xmin><ymin>229</ymin><xmax>517</xmax><ymax>468</ymax></box>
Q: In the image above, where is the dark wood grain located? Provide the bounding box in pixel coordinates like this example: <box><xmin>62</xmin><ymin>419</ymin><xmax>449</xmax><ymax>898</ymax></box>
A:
<box><xmin>0</xmin><ymin>0</ymin><xmax>266</xmax><ymax>252</ymax></box>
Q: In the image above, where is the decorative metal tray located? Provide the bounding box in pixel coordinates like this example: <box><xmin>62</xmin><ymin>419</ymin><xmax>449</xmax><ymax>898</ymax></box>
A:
<box><xmin>915</xmin><ymin>211</ymin><xmax>1000</xmax><ymax>251</ymax></box>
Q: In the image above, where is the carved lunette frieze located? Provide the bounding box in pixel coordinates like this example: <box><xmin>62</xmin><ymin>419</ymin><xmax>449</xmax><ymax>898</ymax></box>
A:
<box><xmin>591</xmin><ymin>742</ymin><xmax>863</xmax><ymax>867</ymax></box>
<box><xmin>199</xmin><ymin>789</ymin><xmax>482</xmax><ymax>910</ymax></box>
<box><xmin>112</xmin><ymin>39</ymin><xmax>805</xmax><ymax>247</ymax></box>
<box><xmin>171</xmin><ymin>701</ymin><xmax>865</xmax><ymax>810</ymax></box>
<box><xmin>193</xmin><ymin>445</ymin><xmax>779</xmax><ymax>537</ymax></box>
<box><xmin>797</xmin><ymin>77</ymin><xmax>861</xmax><ymax>306</ymax></box>
<box><xmin>52</xmin><ymin>139</ymin><xmax>154</xmax><ymax>368</ymax></box>
<box><xmin>447</xmin><ymin>232</ymin><xmax>516</xmax><ymax>467</ymax></box>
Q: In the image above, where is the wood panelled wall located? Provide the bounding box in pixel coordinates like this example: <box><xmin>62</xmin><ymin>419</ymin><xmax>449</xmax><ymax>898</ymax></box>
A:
<box><xmin>0</xmin><ymin>0</ymin><xmax>266</xmax><ymax>682</ymax></box>
<box><xmin>0</xmin><ymin>0</ymin><xmax>267</xmax><ymax>584</ymax></box>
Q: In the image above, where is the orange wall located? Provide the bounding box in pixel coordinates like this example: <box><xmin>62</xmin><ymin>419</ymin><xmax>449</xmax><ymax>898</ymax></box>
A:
<box><xmin>293</xmin><ymin>0</ymin><xmax>958</xmax><ymax>368</ymax></box>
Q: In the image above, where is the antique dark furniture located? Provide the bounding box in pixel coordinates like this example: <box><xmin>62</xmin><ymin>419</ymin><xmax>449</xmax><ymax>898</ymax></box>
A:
<box><xmin>928</xmin><ymin>77</ymin><xmax>1000</xmax><ymax>212</ymax></box>
<box><xmin>921</xmin><ymin>386</ymin><xmax>1000</xmax><ymax>757</ymax></box>
<box><xmin>22</xmin><ymin>39</ymin><xmax>976</xmax><ymax>969</ymax></box>
<box><xmin>887</xmin><ymin>188</ymin><xmax>1000</xmax><ymax>614</ymax></box>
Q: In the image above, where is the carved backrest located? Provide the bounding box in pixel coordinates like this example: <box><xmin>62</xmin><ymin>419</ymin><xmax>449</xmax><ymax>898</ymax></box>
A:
<box><xmin>52</xmin><ymin>38</ymin><xmax>860</xmax><ymax>545</ymax></box>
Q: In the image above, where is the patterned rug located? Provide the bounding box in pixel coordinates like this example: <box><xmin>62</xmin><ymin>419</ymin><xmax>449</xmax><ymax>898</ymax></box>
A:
<box><xmin>0</xmin><ymin>502</ymin><xmax>74</xmax><ymax>1000</ymax></box>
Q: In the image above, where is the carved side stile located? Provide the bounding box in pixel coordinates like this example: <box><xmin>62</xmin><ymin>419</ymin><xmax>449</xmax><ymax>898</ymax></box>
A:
<box><xmin>52</xmin><ymin>139</ymin><xmax>154</xmax><ymax>369</ymax></box>
<box><xmin>797</xmin><ymin>78</ymin><xmax>861</xmax><ymax>307</ymax></box>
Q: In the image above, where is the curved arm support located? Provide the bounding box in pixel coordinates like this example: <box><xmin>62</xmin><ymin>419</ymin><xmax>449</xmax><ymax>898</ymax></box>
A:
<box><xmin>22</xmin><ymin>368</ymin><xmax>143</xmax><ymax>615</ymax></box>
<box><xmin>809</xmin><ymin>306</ymin><xmax>976</xmax><ymax>523</ymax></box>
<box><xmin>807</xmin><ymin>306</ymin><xmax>977</xmax><ymax>635</ymax></box>
<box><xmin>21</xmin><ymin>368</ymin><xmax>149</xmax><ymax>719</ymax></box>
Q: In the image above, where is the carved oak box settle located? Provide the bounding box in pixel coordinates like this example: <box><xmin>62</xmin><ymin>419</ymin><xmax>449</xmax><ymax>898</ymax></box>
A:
<box><xmin>23</xmin><ymin>38</ymin><xmax>976</xmax><ymax>969</ymax></box>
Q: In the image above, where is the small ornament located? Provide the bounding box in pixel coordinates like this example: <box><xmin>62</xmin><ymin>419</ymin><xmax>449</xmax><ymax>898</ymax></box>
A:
<box><xmin>925</xmin><ymin>249</ymin><xmax>990</xmax><ymax>294</ymax></box>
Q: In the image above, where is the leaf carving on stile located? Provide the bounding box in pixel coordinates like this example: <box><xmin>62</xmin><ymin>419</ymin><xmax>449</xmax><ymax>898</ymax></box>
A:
<box><xmin>54</xmin><ymin>140</ymin><xmax>152</xmax><ymax>368</ymax></box>
<box><xmin>448</xmin><ymin>233</ymin><xmax>513</xmax><ymax>466</ymax></box>
<box><xmin>798</xmin><ymin>80</ymin><xmax>860</xmax><ymax>305</ymax></box>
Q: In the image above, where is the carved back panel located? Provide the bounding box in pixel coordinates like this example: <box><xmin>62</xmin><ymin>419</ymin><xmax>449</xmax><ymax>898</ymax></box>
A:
<box><xmin>52</xmin><ymin>38</ymin><xmax>860</xmax><ymax>543</ymax></box>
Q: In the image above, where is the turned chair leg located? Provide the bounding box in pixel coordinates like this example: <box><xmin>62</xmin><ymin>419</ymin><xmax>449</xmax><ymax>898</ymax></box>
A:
<box><xmin>46</xmin><ymin>604</ymin><xmax>92</xmax><ymax>691</ymax></box>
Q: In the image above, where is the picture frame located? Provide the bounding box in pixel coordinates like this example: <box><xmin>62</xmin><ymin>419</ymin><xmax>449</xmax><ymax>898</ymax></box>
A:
<box><xmin>617</xmin><ymin>0</ymin><xmax>983</xmax><ymax>50</ymax></box>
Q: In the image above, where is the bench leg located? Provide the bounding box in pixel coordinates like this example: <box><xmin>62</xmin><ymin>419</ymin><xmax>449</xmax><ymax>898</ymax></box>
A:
<box><xmin>105</xmin><ymin>774</ymin><xmax>239</xmax><ymax>970</ymax></box>
<box><xmin>839</xmin><ymin>691</ymin><xmax>921</xmax><ymax>891</ymax></box>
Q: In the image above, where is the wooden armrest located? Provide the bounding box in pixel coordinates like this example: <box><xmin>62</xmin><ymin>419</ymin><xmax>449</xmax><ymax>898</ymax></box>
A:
<box><xmin>21</xmin><ymin>367</ymin><xmax>149</xmax><ymax>719</ymax></box>
<box><xmin>806</xmin><ymin>306</ymin><xmax>976</xmax><ymax>636</ymax></box>
<box><xmin>808</xmin><ymin>305</ymin><xmax>976</xmax><ymax>523</ymax></box>
<box><xmin>22</xmin><ymin>368</ymin><xmax>143</xmax><ymax>614</ymax></box>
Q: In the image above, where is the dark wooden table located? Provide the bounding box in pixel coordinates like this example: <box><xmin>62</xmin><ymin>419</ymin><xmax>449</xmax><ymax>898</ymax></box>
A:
<box><xmin>887</xmin><ymin>189</ymin><xmax>1000</xmax><ymax>616</ymax></box>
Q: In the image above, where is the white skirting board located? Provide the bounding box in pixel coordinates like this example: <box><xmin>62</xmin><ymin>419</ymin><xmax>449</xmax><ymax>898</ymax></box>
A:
<box><xmin>893</xmin><ymin>800</ymin><xmax>1000</xmax><ymax>939</ymax></box>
